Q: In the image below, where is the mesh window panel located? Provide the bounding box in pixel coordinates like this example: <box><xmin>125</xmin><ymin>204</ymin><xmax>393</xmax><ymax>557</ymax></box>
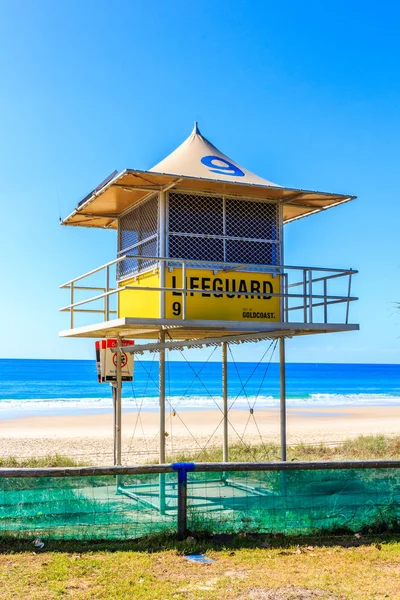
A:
<box><xmin>117</xmin><ymin>194</ymin><xmax>158</xmax><ymax>279</ymax></box>
<box><xmin>226</xmin><ymin>239</ymin><xmax>279</xmax><ymax>266</ymax></box>
<box><xmin>169</xmin><ymin>235</ymin><xmax>224</xmax><ymax>263</ymax></box>
<box><xmin>169</xmin><ymin>192</ymin><xmax>223</xmax><ymax>235</ymax></box>
<box><xmin>168</xmin><ymin>192</ymin><xmax>280</xmax><ymax>268</ymax></box>
<box><xmin>225</xmin><ymin>197</ymin><xmax>279</xmax><ymax>240</ymax></box>
<box><xmin>118</xmin><ymin>238</ymin><xmax>158</xmax><ymax>279</ymax></box>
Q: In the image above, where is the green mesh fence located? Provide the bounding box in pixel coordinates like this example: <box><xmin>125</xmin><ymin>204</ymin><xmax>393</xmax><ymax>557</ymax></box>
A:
<box><xmin>0</xmin><ymin>465</ymin><xmax>399</xmax><ymax>540</ymax></box>
<box><xmin>186</xmin><ymin>468</ymin><xmax>400</xmax><ymax>535</ymax></box>
<box><xmin>0</xmin><ymin>473</ymin><xmax>177</xmax><ymax>540</ymax></box>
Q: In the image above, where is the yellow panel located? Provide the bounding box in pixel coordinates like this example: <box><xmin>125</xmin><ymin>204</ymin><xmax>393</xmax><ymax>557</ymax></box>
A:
<box><xmin>165</xmin><ymin>268</ymin><xmax>281</xmax><ymax>322</ymax></box>
<box><xmin>118</xmin><ymin>270</ymin><xmax>160</xmax><ymax>319</ymax></box>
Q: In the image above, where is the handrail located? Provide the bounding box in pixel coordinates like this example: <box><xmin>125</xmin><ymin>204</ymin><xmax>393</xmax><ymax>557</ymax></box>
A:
<box><xmin>60</xmin><ymin>286</ymin><xmax>358</xmax><ymax>312</ymax></box>
<box><xmin>60</xmin><ymin>254</ymin><xmax>358</xmax><ymax>289</ymax></box>
<box><xmin>60</xmin><ymin>254</ymin><xmax>358</xmax><ymax>328</ymax></box>
<box><xmin>60</xmin><ymin>255</ymin><xmax>127</xmax><ymax>288</ymax></box>
<box><xmin>120</xmin><ymin>254</ymin><xmax>358</xmax><ymax>276</ymax></box>
<box><xmin>288</xmin><ymin>271</ymin><xmax>352</xmax><ymax>289</ymax></box>
<box><xmin>0</xmin><ymin>459</ymin><xmax>397</xmax><ymax>478</ymax></box>
<box><xmin>60</xmin><ymin>286</ymin><xmax>127</xmax><ymax>312</ymax></box>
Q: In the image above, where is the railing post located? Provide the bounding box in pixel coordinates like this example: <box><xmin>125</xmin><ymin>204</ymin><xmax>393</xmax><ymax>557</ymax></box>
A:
<box><xmin>323</xmin><ymin>278</ymin><xmax>328</xmax><ymax>323</ymax></box>
<box><xmin>279</xmin><ymin>266</ymin><xmax>285</xmax><ymax>324</ymax></box>
<box><xmin>308</xmin><ymin>269</ymin><xmax>313</xmax><ymax>324</ymax></box>
<box><xmin>70</xmin><ymin>282</ymin><xmax>75</xmax><ymax>329</ymax></box>
<box><xmin>303</xmin><ymin>270</ymin><xmax>307</xmax><ymax>323</ymax></box>
<box><xmin>284</xmin><ymin>273</ymin><xmax>289</xmax><ymax>322</ymax></box>
<box><xmin>173</xmin><ymin>462</ymin><xmax>195</xmax><ymax>540</ymax></box>
<box><xmin>182</xmin><ymin>260</ymin><xmax>187</xmax><ymax>320</ymax></box>
<box><xmin>105</xmin><ymin>265</ymin><xmax>110</xmax><ymax>321</ymax></box>
<box><xmin>346</xmin><ymin>272</ymin><xmax>352</xmax><ymax>325</ymax></box>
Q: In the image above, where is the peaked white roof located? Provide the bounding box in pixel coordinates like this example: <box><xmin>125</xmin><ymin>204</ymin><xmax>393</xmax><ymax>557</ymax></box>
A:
<box><xmin>150</xmin><ymin>123</ymin><xmax>280</xmax><ymax>187</ymax></box>
<box><xmin>61</xmin><ymin>122</ymin><xmax>356</xmax><ymax>229</ymax></box>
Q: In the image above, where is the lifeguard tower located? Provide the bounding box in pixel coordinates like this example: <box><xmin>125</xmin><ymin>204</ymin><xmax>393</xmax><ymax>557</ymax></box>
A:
<box><xmin>60</xmin><ymin>123</ymin><xmax>358</xmax><ymax>467</ymax></box>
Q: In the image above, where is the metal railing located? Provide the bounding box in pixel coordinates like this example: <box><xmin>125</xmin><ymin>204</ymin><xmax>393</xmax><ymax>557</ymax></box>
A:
<box><xmin>60</xmin><ymin>255</ymin><xmax>358</xmax><ymax>329</ymax></box>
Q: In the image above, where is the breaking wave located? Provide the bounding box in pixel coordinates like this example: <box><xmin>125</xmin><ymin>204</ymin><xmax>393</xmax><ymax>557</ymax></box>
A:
<box><xmin>0</xmin><ymin>392</ymin><xmax>399</xmax><ymax>416</ymax></box>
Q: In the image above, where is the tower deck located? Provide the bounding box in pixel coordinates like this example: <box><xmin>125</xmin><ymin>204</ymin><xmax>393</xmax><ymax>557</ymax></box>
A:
<box><xmin>60</xmin><ymin>317</ymin><xmax>358</xmax><ymax>340</ymax></box>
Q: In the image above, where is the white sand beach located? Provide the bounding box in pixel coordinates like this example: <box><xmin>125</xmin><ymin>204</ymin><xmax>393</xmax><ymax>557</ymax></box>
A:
<box><xmin>1</xmin><ymin>405</ymin><xmax>399</xmax><ymax>465</ymax></box>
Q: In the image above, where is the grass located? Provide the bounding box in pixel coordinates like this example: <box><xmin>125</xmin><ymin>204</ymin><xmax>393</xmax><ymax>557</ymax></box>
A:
<box><xmin>0</xmin><ymin>454</ymin><xmax>90</xmax><ymax>468</ymax></box>
<box><xmin>169</xmin><ymin>434</ymin><xmax>400</xmax><ymax>463</ymax></box>
<box><xmin>1</xmin><ymin>439</ymin><xmax>400</xmax><ymax>598</ymax></box>
<box><xmin>0</xmin><ymin>533</ymin><xmax>399</xmax><ymax>599</ymax></box>
<box><xmin>1</xmin><ymin>434</ymin><xmax>399</xmax><ymax>468</ymax></box>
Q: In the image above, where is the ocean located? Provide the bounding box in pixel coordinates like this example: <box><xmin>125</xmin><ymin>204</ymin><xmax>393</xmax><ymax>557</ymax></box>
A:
<box><xmin>0</xmin><ymin>359</ymin><xmax>399</xmax><ymax>418</ymax></box>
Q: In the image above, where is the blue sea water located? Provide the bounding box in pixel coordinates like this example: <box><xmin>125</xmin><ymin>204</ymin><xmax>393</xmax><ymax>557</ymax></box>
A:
<box><xmin>0</xmin><ymin>359</ymin><xmax>399</xmax><ymax>417</ymax></box>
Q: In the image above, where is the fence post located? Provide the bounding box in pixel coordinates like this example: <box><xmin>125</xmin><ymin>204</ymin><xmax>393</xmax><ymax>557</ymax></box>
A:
<box><xmin>172</xmin><ymin>462</ymin><xmax>195</xmax><ymax>540</ymax></box>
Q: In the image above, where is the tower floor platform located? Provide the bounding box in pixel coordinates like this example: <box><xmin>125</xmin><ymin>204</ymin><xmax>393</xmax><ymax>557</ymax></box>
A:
<box><xmin>59</xmin><ymin>317</ymin><xmax>359</xmax><ymax>340</ymax></box>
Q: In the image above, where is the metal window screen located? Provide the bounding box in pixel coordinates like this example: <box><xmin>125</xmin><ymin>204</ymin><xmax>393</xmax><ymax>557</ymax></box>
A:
<box><xmin>226</xmin><ymin>239</ymin><xmax>278</xmax><ymax>265</ymax></box>
<box><xmin>169</xmin><ymin>193</ymin><xmax>223</xmax><ymax>236</ymax></box>
<box><xmin>225</xmin><ymin>197</ymin><xmax>278</xmax><ymax>239</ymax></box>
<box><xmin>169</xmin><ymin>235</ymin><xmax>224</xmax><ymax>263</ymax></box>
<box><xmin>117</xmin><ymin>194</ymin><xmax>159</xmax><ymax>280</ymax></box>
<box><xmin>168</xmin><ymin>192</ymin><xmax>280</xmax><ymax>268</ymax></box>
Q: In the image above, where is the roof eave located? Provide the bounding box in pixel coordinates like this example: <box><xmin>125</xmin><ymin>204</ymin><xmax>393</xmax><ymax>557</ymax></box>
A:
<box><xmin>60</xmin><ymin>168</ymin><xmax>356</xmax><ymax>228</ymax></box>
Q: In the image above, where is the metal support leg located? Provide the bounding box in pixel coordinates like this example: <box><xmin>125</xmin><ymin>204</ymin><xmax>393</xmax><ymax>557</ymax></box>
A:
<box><xmin>279</xmin><ymin>337</ymin><xmax>287</xmax><ymax>462</ymax></box>
<box><xmin>159</xmin><ymin>331</ymin><xmax>166</xmax><ymax>513</ymax></box>
<box><xmin>112</xmin><ymin>383</ymin><xmax>117</xmax><ymax>465</ymax></box>
<box><xmin>115</xmin><ymin>337</ymin><xmax>122</xmax><ymax>466</ymax></box>
<box><xmin>159</xmin><ymin>332</ymin><xmax>166</xmax><ymax>463</ymax></box>
<box><xmin>222</xmin><ymin>342</ymin><xmax>228</xmax><ymax>462</ymax></box>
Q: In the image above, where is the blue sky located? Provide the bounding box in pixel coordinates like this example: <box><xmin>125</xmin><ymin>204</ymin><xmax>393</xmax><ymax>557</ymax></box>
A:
<box><xmin>0</xmin><ymin>0</ymin><xmax>399</xmax><ymax>363</ymax></box>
